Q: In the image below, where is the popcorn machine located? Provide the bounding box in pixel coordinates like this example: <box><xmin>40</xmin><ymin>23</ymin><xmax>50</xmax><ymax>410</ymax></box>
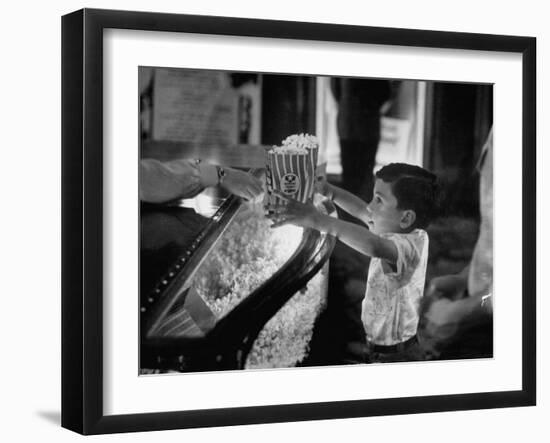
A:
<box><xmin>140</xmin><ymin>185</ymin><xmax>336</xmax><ymax>373</ymax></box>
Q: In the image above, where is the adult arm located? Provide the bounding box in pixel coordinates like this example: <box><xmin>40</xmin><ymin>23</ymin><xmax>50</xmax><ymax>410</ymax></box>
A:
<box><xmin>140</xmin><ymin>158</ymin><xmax>263</xmax><ymax>203</ymax></box>
<box><xmin>140</xmin><ymin>158</ymin><xmax>208</xmax><ymax>203</ymax></box>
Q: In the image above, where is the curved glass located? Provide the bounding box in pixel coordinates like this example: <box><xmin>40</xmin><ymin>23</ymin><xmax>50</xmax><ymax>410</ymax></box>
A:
<box><xmin>141</xmin><ymin>196</ymin><xmax>304</xmax><ymax>338</ymax></box>
<box><xmin>190</xmin><ymin>202</ymin><xmax>304</xmax><ymax>322</ymax></box>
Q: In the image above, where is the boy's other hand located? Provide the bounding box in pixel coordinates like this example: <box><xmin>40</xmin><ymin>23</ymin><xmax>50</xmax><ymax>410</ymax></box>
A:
<box><xmin>425</xmin><ymin>274</ymin><xmax>468</xmax><ymax>301</ymax></box>
<box><xmin>265</xmin><ymin>191</ymin><xmax>320</xmax><ymax>229</ymax></box>
<box><xmin>315</xmin><ymin>173</ymin><xmax>328</xmax><ymax>194</ymax></box>
<box><xmin>315</xmin><ymin>173</ymin><xmax>334</xmax><ymax>200</ymax></box>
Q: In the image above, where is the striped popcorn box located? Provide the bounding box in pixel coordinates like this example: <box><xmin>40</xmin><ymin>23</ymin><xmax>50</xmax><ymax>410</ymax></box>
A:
<box><xmin>265</xmin><ymin>134</ymin><xmax>319</xmax><ymax>206</ymax></box>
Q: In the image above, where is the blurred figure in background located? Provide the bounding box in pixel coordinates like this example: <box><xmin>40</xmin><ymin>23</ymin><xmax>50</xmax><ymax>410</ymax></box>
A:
<box><xmin>331</xmin><ymin>78</ymin><xmax>392</xmax><ymax>201</ymax></box>
<box><xmin>420</xmin><ymin>128</ymin><xmax>493</xmax><ymax>359</ymax></box>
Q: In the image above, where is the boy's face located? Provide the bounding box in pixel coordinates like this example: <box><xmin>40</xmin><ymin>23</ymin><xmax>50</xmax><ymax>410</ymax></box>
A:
<box><xmin>366</xmin><ymin>178</ymin><xmax>407</xmax><ymax>235</ymax></box>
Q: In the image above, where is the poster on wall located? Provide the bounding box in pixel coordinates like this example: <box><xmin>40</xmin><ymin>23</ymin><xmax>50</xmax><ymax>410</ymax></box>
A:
<box><xmin>150</xmin><ymin>68</ymin><xmax>261</xmax><ymax>146</ymax></box>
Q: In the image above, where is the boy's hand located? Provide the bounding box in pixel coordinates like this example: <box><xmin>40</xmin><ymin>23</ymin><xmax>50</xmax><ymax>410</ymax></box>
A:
<box><xmin>265</xmin><ymin>191</ymin><xmax>321</xmax><ymax>229</ymax></box>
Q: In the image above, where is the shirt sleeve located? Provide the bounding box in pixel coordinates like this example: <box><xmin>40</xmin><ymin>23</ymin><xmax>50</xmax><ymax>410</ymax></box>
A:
<box><xmin>380</xmin><ymin>231</ymin><xmax>427</xmax><ymax>283</ymax></box>
<box><xmin>139</xmin><ymin>158</ymin><xmax>204</xmax><ymax>203</ymax></box>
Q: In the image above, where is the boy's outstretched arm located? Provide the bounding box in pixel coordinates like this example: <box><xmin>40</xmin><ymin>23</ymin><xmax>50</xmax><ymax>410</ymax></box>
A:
<box><xmin>322</xmin><ymin>216</ymin><xmax>397</xmax><ymax>263</ymax></box>
<box><xmin>267</xmin><ymin>193</ymin><xmax>397</xmax><ymax>263</ymax></box>
<box><xmin>327</xmin><ymin>183</ymin><xmax>371</xmax><ymax>225</ymax></box>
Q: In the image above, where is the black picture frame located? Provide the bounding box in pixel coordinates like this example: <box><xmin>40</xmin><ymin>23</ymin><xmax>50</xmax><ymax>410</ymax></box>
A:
<box><xmin>62</xmin><ymin>8</ymin><xmax>536</xmax><ymax>435</ymax></box>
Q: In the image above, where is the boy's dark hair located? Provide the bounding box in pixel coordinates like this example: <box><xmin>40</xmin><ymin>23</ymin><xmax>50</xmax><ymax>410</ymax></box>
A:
<box><xmin>375</xmin><ymin>163</ymin><xmax>440</xmax><ymax>229</ymax></box>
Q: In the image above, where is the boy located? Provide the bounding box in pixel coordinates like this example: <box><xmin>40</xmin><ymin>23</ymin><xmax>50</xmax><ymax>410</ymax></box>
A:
<box><xmin>267</xmin><ymin>163</ymin><xmax>439</xmax><ymax>362</ymax></box>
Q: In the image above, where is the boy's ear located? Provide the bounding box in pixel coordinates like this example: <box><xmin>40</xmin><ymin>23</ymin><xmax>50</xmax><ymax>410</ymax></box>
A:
<box><xmin>400</xmin><ymin>210</ymin><xmax>416</xmax><ymax>229</ymax></box>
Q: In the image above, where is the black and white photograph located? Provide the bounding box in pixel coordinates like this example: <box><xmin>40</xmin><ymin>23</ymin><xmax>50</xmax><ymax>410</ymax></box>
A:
<box><xmin>139</xmin><ymin>66</ymin><xmax>494</xmax><ymax>374</ymax></box>
<box><xmin>49</xmin><ymin>2</ymin><xmax>541</xmax><ymax>439</ymax></box>
<box><xmin>2</xmin><ymin>0</ymin><xmax>548</xmax><ymax>440</ymax></box>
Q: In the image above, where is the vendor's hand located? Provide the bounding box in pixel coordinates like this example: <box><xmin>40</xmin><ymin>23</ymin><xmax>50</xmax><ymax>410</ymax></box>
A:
<box><xmin>221</xmin><ymin>168</ymin><xmax>263</xmax><ymax>201</ymax></box>
<box><xmin>265</xmin><ymin>192</ymin><xmax>320</xmax><ymax>229</ymax></box>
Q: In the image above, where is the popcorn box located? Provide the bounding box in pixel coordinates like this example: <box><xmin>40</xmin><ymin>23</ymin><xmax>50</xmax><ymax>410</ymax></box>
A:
<box><xmin>265</xmin><ymin>134</ymin><xmax>319</xmax><ymax>205</ymax></box>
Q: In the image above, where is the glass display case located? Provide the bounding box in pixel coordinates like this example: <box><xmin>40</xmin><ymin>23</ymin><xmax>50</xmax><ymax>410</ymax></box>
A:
<box><xmin>140</xmin><ymin>185</ymin><xmax>336</xmax><ymax>373</ymax></box>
